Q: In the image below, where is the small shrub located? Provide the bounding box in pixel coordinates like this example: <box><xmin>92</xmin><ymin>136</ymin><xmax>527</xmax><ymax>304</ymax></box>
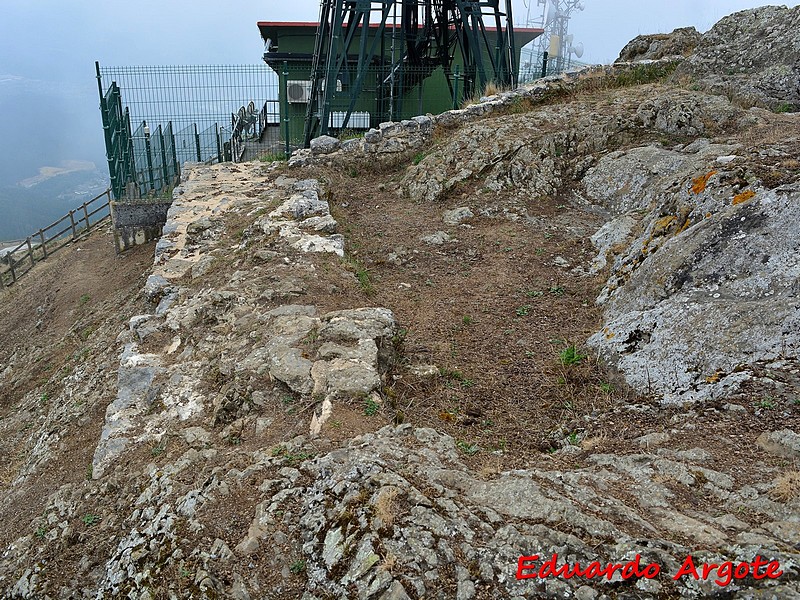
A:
<box><xmin>338</xmin><ymin>128</ymin><xmax>362</xmax><ymax>141</ymax></box>
<box><xmin>559</xmin><ymin>345</ymin><xmax>587</xmax><ymax>366</ymax></box>
<box><xmin>82</xmin><ymin>514</ymin><xmax>99</xmax><ymax>527</ymax></box>
<box><xmin>290</xmin><ymin>559</ymin><xmax>306</xmax><ymax>574</ymax></box>
<box><xmin>345</xmin><ymin>256</ymin><xmax>375</xmax><ymax>295</ymax></box>
<box><xmin>303</xmin><ymin>327</ymin><xmax>319</xmax><ymax>344</ymax></box>
<box><xmin>439</xmin><ymin>367</ymin><xmax>466</xmax><ymax>382</ymax></box>
<box><xmin>259</xmin><ymin>151</ymin><xmax>287</xmax><ymax>163</ymax></box>
<box><xmin>456</xmin><ymin>440</ymin><xmax>480</xmax><ymax>456</ymax></box>
<box><xmin>364</xmin><ymin>397</ymin><xmax>380</xmax><ymax>416</ymax></box>
<box><xmin>755</xmin><ymin>397</ymin><xmax>776</xmax><ymax>410</ymax></box>
<box><xmin>272</xmin><ymin>445</ymin><xmax>315</xmax><ymax>465</ymax></box>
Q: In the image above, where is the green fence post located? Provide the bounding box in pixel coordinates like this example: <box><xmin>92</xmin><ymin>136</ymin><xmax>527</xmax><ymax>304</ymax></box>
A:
<box><xmin>144</xmin><ymin>122</ymin><xmax>155</xmax><ymax>192</ymax></box>
<box><xmin>159</xmin><ymin>126</ymin><xmax>169</xmax><ymax>192</ymax></box>
<box><xmin>453</xmin><ymin>65</ymin><xmax>461</xmax><ymax>110</ymax></box>
<box><xmin>215</xmin><ymin>124</ymin><xmax>222</xmax><ymax>163</ymax></box>
<box><xmin>167</xmin><ymin>121</ymin><xmax>179</xmax><ymax>183</ymax></box>
<box><xmin>194</xmin><ymin>124</ymin><xmax>201</xmax><ymax>162</ymax></box>
<box><xmin>96</xmin><ymin>62</ymin><xmax>120</xmax><ymax>199</ymax></box>
<box><xmin>282</xmin><ymin>61</ymin><xmax>291</xmax><ymax>159</ymax></box>
<box><xmin>123</xmin><ymin>107</ymin><xmax>135</xmax><ymax>192</ymax></box>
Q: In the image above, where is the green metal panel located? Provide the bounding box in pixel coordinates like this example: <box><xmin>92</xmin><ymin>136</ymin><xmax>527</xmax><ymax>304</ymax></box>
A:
<box><xmin>262</xmin><ymin>14</ymin><xmax>538</xmax><ymax>147</ymax></box>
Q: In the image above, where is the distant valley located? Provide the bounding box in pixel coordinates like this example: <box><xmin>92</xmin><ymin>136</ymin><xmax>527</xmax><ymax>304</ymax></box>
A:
<box><xmin>0</xmin><ymin>165</ymin><xmax>108</xmax><ymax>241</ymax></box>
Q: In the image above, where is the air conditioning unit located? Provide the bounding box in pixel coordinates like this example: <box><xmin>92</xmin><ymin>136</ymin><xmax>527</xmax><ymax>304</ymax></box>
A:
<box><xmin>286</xmin><ymin>80</ymin><xmax>312</xmax><ymax>103</ymax></box>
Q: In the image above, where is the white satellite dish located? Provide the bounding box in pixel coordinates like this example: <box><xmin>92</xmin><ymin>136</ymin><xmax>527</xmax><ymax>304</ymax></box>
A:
<box><xmin>569</xmin><ymin>41</ymin><xmax>585</xmax><ymax>58</ymax></box>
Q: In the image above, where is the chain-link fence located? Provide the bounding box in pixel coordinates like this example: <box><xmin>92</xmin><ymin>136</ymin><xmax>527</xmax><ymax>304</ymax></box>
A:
<box><xmin>96</xmin><ymin>61</ymin><xmax>527</xmax><ymax>199</ymax></box>
<box><xmin>97</xmin><ymin>63</ymin><xmax>280</xmax><ymax>199</ymax></box>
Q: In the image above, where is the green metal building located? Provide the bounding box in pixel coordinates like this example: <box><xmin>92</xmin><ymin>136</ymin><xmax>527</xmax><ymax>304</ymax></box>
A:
<box><xmin>258</xmin><ymin>20</ymin><xmax>542</xmax><ymax>146</ymax></box>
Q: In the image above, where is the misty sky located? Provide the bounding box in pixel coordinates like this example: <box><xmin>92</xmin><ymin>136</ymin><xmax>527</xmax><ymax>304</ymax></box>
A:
<box><xmin>0</xmin><ymin>0</ymin><xmax>797</xmax><ymax>186</ymax></box>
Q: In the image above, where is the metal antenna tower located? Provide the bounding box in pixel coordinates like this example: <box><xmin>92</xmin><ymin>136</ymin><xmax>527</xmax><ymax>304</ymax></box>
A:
<box><xmin>521</xmin><ymin>0</ymin><xmax>584</xmax><ymax>78</ymax></box>
<box><xmin>302</xmin><ymin>0</ymin><xmax>517</xmax><ymax>146</ymax></box>
<box><xmin>546</xmin><ymin>0</ymin><xmax>584</xmax><ymax>74</ymax></box>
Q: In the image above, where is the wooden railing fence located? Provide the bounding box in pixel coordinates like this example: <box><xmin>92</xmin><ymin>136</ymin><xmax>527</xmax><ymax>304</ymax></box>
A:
<box><xmin>0</xmin><ymin>189</ymin><xmax>112</xmax><ymax>289</ymax></box>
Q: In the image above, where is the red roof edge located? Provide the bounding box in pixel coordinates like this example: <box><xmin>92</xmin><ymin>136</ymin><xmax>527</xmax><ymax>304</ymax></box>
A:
<box><xmin>258</xmin><ymin>21</ymin><xmax>544</xmax><ymax>34</ymax></box>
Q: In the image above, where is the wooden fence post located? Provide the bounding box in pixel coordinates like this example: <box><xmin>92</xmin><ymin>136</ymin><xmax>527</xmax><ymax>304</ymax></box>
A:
<box><xmin>69</xmin><ymin>210</ymin><xmax>77</xmax><ymax>240</ymax></box>
<box><xmin>83</xmin><ymin>202</ymin><xmax>90</xmax><ymax>232</ymax></box>
<box><xmin>39</xmin><ymin>229</ymin><xmax>48</xmax><ymax>259</ymax></box>
<box><xmin>26</xmin><ymin>237</ymin><xmax>34</xmax><ymax>268</ymax></box>
<box><xmin>9</xmin><ymin>255</ymin><xmax>16</xmax><ymax>283</ymax></box>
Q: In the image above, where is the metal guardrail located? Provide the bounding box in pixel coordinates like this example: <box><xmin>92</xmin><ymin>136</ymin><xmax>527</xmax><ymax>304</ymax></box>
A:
<box><xmin>230</xmin><ymin>100</ymin><xmax>280</xmax><ymax>163</ymax></box>
<box><xmin>0</xmin><ymin>189</ymin><xmax>112</xmax><ymax>289</ymax></box>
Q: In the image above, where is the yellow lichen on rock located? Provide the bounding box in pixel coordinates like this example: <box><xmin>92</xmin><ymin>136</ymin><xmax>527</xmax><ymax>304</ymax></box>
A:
<box><xmin>732</xmin><ymin>190</ymin><xmax>756</xmax><ymax>205</ymax></box>
<box><xmin>691</xmin><ymin>170</ymin><xmax>717</xmax><ymax>194</ymax></box>
<box><xmin>652</xmin><ymin>215</ymin><xmax>678</xmax><ymax>236</ymax></box>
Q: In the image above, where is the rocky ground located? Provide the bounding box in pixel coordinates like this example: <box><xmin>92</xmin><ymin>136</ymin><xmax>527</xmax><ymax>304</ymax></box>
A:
<box><xmin>1</xmin><ymin>6</ymin><xmax>799</xmax><ymax>600</ymax></box>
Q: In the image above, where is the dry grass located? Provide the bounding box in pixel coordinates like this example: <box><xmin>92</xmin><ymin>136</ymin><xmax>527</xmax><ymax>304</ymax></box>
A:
<box><xmin>461</xmin><ymin>80</ymin><xmax>511</xmax><ymax>108</ymax></box>
<box><xmin>770</xmin><ymin>471</ymin><xmax>800</xmax><ymax>502</ymax></box>
<box><xmin>379</xmin><ymin>552</ymin><xmax>398</xmax><ymax>574</ymax></box>
<box><xmin>580</xmin><ymin>432</ymin><xmax>609</xmax><ymax>452</ymax></box>
<box><xmin>373</xmin><ymin>487</ymin><xmax>400</xmax><ymax>527</ymax></box>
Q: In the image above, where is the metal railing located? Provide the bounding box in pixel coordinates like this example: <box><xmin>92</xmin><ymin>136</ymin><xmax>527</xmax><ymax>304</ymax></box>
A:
<box><xmin>518</xmin><ymin>48</ymin><xmax>591</xmax><ymax>83</ymax></box>
<box><xmin>0</xmin><ymin>189</ymin><xmax>112</xmax><ymax>288</ymax></box>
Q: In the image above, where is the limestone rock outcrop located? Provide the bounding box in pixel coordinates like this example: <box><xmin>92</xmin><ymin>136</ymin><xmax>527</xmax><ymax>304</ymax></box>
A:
<box><xmin>617</xmin><ymin>27</ymin><xmax>702</xmax><ymax>62</ymax></box>
<box><xmin>674</xmin><ymin>6</ymin><xmax>800</xmax><ymax>109</ymax></box>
